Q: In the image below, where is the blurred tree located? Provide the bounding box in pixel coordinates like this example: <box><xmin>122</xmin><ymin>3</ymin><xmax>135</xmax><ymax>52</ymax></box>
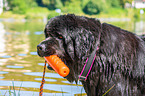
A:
<box><xmin>7</xmin><ymin>0</ymin><xmax>27</xmax><ymax>14</ymax></box>
<box><xmin>6</xmin><ymin>0</ymin><xmax>134</xmax><ymax>15</ymax></box>
<box><xmin>125</xmin><ymin>0</ymin><xmax>133</xmax><ymax>3</ymax></box>
<box><xmin>83</xmin><ymin>1</ymin><xmax>100</xmax><ymax>15</ymax></box>
<box><xmin>107</xmin><ymin>0</ymin><xmax>120</xmax><ymax>8</ymax></box>
<box><xmin>28</xmin><ymin>0</ymin><xmax>38</xmax><ymax>7</ymax></box>
<box><xmin>81</xmin><ymin>0</ymin><xmax>89</xmax><ymax>9</ymax></box>
<box><xmin>42</xmin><ymin>0</ymin><xmax>50</xmax><ymax>6</ymax></box>
<box><xmin>42</xmin><ymin>0</ymin><xmax>63</xmax><ymax>9</ymax></box>
<box><xmin>62</xmin><ymin>0</ymin><xmax>82</xmax><ymax>13</ymax></box>
<box><xmin>119</xmin><ymin>0</ymin><xmax>133</xmax><ymax>8</ymax></box>
<box><xmin>7</xmin><ymin>0</ymin><xmax>37</xmax><ymax>14</ymax></box>
<box><xmin>55</xmin><ymin>0</ymin><xmax>63</xmax><ymax>9</ymax></box>
<box><xmin>36</xmin><ymin>0</ymin><xmax>44</xmax><ymax>6</ymax></box>
<box><xmin>61</xmin><ymin>0</ymin><xmax>68</xmax><ymax>5</ymax></box>
<box><xmin>83</xmin><ymin>0</ymin><xmax>107</xmax><ymax>15</ymax></box>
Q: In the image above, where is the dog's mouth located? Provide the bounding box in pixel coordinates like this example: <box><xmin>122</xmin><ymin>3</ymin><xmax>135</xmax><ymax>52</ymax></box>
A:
<box><xmin>37</xmin><ymin>44</ymin><xmax>67</xmax><ymax>69</ymax></box>
<box><xmin>37</xmin><ymin>43</ymin><xmax>76</xmax><ymax>82</ymax></box>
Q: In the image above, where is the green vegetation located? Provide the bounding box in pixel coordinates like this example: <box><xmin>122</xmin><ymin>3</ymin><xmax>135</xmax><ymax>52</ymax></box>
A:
<box><xmin>8</xmin><ymin>81</ymin><xmax>22</xmax><ymax>96</ymax></box>
<box><xmin>0</xmin><ymin>0</ymin><xmax>145</xmax><ymax>20</ymax></box>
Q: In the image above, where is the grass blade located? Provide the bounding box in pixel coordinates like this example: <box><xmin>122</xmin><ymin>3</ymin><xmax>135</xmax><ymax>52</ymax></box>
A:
<box><xmin>12</xmin><ymin>81</ymin><xmax>16</xmax><ymax>96</ymax></box>
<box><xmin>61</xmin><ymin>88</ymin><xmax>64</xmax><ymax>96</ymax></box>
<box><xmin>9</xmin><ymin>86</ymin><xmax>12</xmax><ymax>96</ymax></box>
<box><xmin>18</xmin><ymin>82</ymin><xmax>23</xmax><ymax>96</ymax></box>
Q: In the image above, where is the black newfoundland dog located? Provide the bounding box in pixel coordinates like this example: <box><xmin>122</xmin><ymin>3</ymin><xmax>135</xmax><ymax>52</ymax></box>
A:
<box><xmin>37</xmin><ymin>14</ymin><xmax>145</xmax><ymax>96</ymax></box>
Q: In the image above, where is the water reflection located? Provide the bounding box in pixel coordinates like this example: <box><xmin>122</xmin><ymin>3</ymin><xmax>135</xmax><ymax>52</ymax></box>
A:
<box><xmin>0</xmin><ymin>20</ymin><xmax>144</xmax><ymax>96</ymax></box>
<box><xmin>6</xmin><ymin>65</ymin><xmax>24</xmax><ymax>68</ymax></box>
<box><xmin>0</xmin><ymin>22</ymin><xmax>6</xmax><ymax>52</ymax></box>
<box><xmin>0</xmin><ymin>71</ymin><xmax>9</xmax><ymax>74</ymax></box>
<box><xmin>134</xmin><ymin>20</ymin><xmax>145</xmax><ymax>35</ymax></box>
<box><xmin>103</xmin><ymin>20</ymin><xmax>145</xmax><ymax>35</ymax></box>
<box><xmin>18</xmin><ymin>53</ymin><xmax>27</xmax><ymax>56</ymax></box>
<box><xmin>0</xmin><ymin>90</ymin><xmax>82</xmax><ymax>96</ymax></box>
<box><xmin>34</xmin><ymin>31</ymin><xmax>44</xmax><ymax>35</ymax></box>
<box><xmin>0</xmin><ymin>80</ymin><xmax>85</xmax><ymax>95</ymax></box>
<box><xmin>30</xmin><ymin>52</ymin><xmax>38</xmax><ymax>55</ymax></box>
<box><xmin>1</xmin><ymin>55</ymin><xmax>12</xmax><ymax>58</ymax></box>
<box><xmin>0</xmin><ymin>21</ymin><xmax>86</xmax><ymax>96</ymax></box>
<box><xmin>35</xmin><ymin>78</ymin><xmax>57</xmax><ymax>82</ymax></box>
<box><xmin>0</xmin><ymin>22</ymin><xmax>8</xmax><ymax>67</ymax></box>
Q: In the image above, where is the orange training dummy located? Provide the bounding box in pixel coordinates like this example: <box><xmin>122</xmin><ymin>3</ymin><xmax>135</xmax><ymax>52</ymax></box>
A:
<box><xmin>44</xmin><ymin>55</ymin><xmax>70</xmax><ymax>77</ymax></box>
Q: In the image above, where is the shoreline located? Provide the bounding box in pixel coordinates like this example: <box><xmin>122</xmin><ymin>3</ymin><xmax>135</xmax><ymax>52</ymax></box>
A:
<box><xmin>0</xmin><ymin>17</ymin><xmax>132</xmax><ymax>23</ymax></box>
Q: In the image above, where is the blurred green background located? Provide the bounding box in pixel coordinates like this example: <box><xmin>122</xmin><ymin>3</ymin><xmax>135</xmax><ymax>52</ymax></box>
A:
<box><xmin>0</xmin><ymin>0</ymin><xmax>145</xmax><ymax>20</ymax></box>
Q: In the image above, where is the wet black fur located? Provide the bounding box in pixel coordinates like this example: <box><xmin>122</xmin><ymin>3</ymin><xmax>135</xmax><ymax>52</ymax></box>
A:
<box><xmin>37</xmin><ymin>14</ymin><xmax>145</xmax><ymax>96</ymax></box>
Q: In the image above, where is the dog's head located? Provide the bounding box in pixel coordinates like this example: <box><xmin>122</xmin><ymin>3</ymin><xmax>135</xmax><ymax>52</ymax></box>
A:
<box><xmin>37</xmin><ymin>14</ymin><xmax>101</xmax><ymax>82</ymax></box>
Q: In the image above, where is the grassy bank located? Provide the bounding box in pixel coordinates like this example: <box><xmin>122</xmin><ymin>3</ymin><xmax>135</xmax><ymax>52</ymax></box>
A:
<box><xmin>0</xmin><ymin>7</ymin><xmax>145</xmax><ymax>20</ymax></box>
<box><xmin>0</xmin><ymin>7</ymin><xmax>49</xmax><ymax>19</ymax></box>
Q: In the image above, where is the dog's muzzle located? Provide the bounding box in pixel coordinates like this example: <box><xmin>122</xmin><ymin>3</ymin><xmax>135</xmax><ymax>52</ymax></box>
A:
<box><xmin>37</xmin><ymin>44</ymin><xmax>56</xmax><ymax>57</ymax></box>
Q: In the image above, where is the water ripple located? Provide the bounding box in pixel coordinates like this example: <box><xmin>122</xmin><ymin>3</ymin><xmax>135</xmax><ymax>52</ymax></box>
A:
<box><xmin>30</xmin><ymin>52</ymin><xmax>37</xmax><ymax>55</ymax></box>
<box><xmin>24</xmin><ymin>72</ymin><xmax>61</xmax><ymax>78</ymax></box>
<box><xmin>35</xmin><ymin>78</ymin><xmax>57</xmax><ymax>82</ymax></box>
<box><xmin>18</xmin><ymin>54</ymin><xmax>27</xmax><ymax>56</ymax></box>
<box><xmin>0</xmin><ymin>71</ymin><xmax>9</xmax><ymax>74</ymax></box>
<box><xmin>1</xmin><ymin>55</ymin><xmax>12</xmax><ymax>58</ymax></box>
<box><xmin>6</xmin><ymin>65</ymin><xmax>24</xmax><ymax>68</ymax></box>
<box><xmin>0</xmin><ymin>80</ymin><xmax>85</xmax><ymax>95</ymax></box>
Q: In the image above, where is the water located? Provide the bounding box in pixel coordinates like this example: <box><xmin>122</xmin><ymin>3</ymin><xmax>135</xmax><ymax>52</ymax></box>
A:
<box><xmin>0</xmin><ymin>19</ymin><xmax>144</xmax><ymax>96</ymax></box>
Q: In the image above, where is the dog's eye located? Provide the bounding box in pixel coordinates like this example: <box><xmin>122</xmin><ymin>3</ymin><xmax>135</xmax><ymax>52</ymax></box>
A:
<box><xmin>58</xmin><ymin>36</ymin><xmax>63</xmax><ymax>39</ymax></box>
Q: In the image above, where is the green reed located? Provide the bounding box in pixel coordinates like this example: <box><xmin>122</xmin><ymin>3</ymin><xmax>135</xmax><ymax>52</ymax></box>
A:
<box><xmin>8</xmin><ymin>81</ymin><xmax>22</xmax><ymax>96</ymax></box>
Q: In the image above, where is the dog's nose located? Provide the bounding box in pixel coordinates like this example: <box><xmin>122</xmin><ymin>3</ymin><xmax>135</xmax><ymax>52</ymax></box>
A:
<box><xmin>37</xmin><ymin>44</ymin><xmax>46</xmax><ymax>51</ymax></box>
<box><xmin>37</xmin><ymin>44</ymin><xmax>46</xmax><ymax>57</ymax></box>
<box><xmin>37</xmin><ymin>44</ymin><xmax>56</xmax><ymax>57</ymax></box>
<box><xmin>37</xmin><ymin>44</ymin><xmax>43</xmax><ymax>51</ymax></box>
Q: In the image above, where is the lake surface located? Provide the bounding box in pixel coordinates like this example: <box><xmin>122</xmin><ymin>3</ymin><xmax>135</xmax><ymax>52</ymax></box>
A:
<box><xmin>0</xmin><ymin>19</ymin><xmax>145</xmax><ymax>96</ymax></box>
